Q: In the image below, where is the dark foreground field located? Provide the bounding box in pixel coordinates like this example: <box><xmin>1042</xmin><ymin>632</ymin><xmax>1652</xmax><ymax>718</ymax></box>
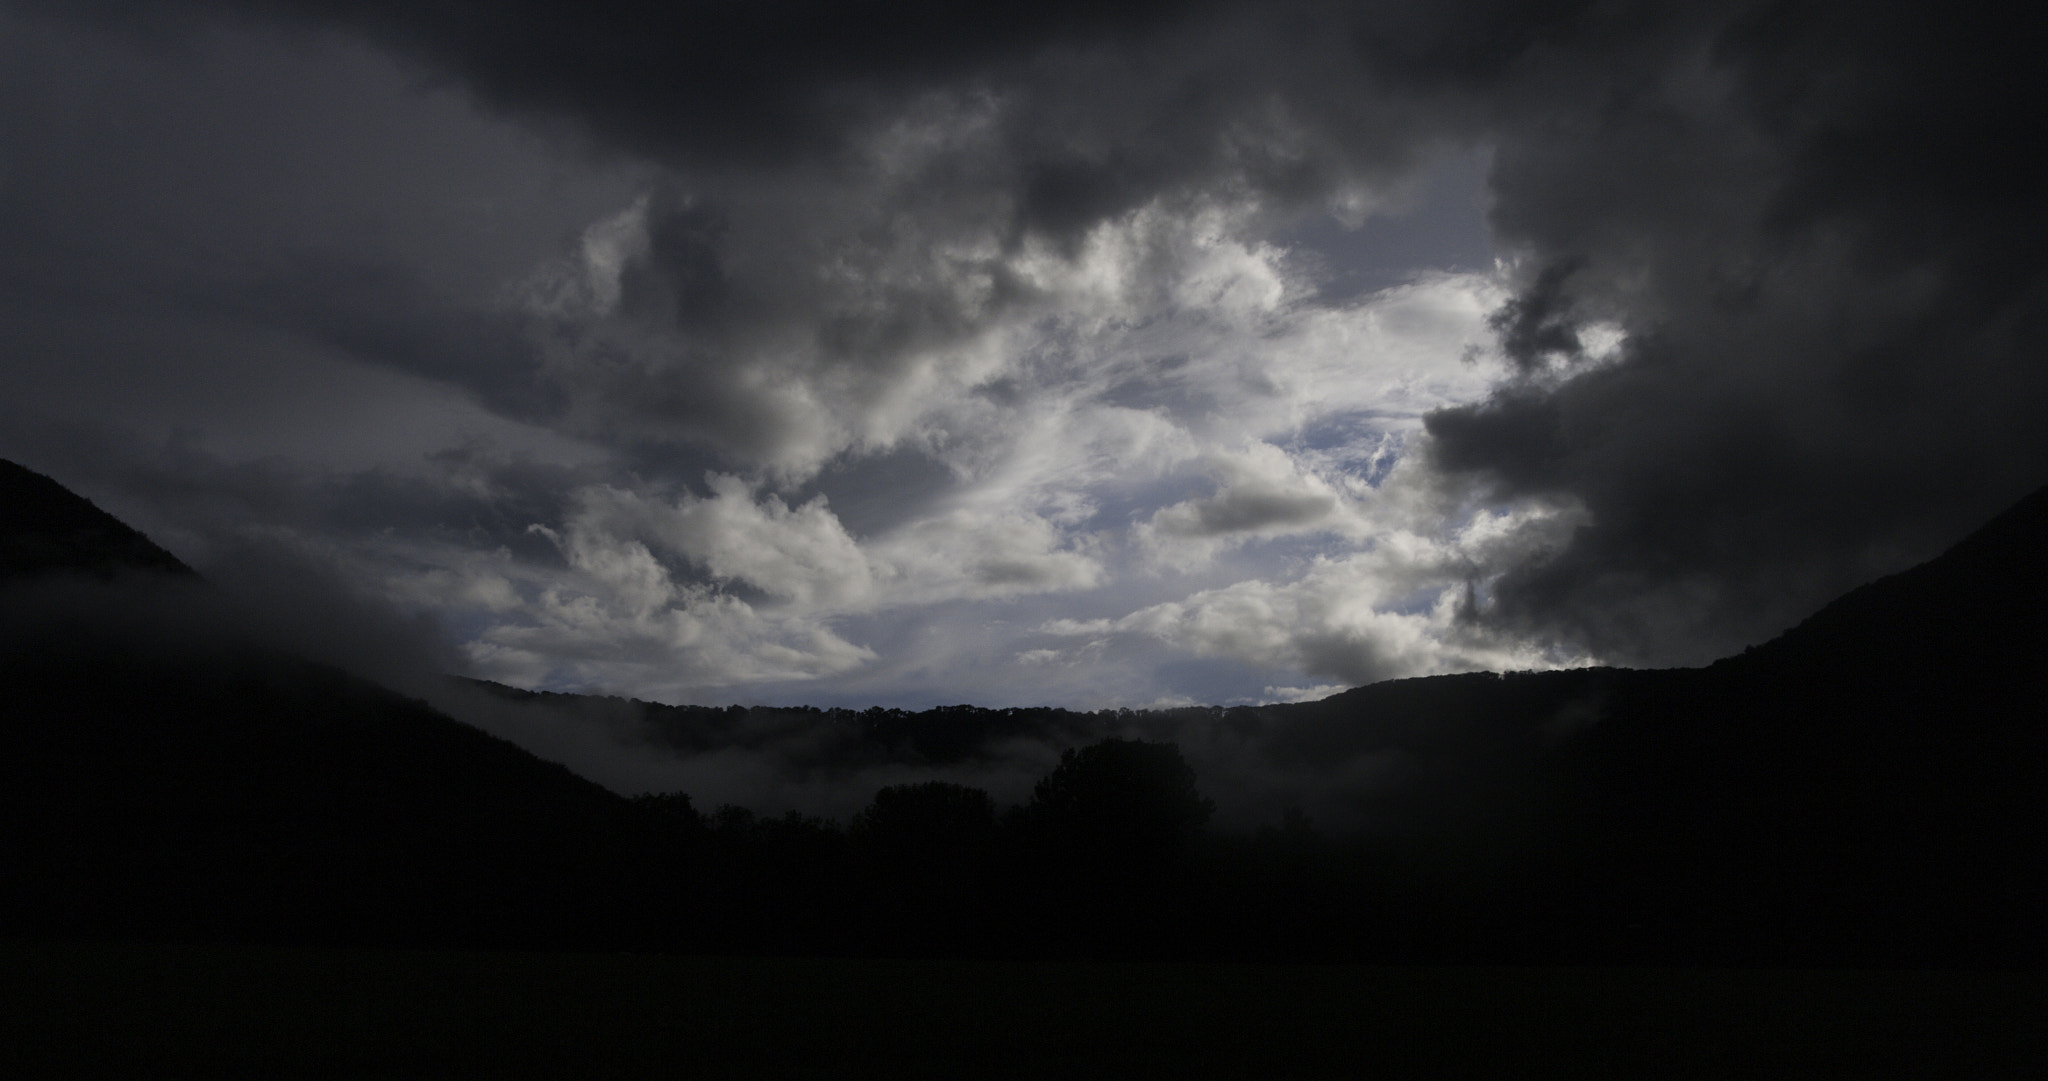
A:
<box><xmin>4</xmin><ymin>941</ymin><xmax>2042</xmax><ymax>1080</ymax></box>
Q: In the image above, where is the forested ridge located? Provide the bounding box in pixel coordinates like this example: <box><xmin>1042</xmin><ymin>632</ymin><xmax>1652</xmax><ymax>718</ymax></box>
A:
<box><xmin>3</xmin><ymin>458</ymin><xmax>2043</xmax><ymax>966</ymax></box>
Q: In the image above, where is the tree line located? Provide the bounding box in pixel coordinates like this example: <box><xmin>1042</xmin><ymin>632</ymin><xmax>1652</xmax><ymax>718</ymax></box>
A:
<box><xmin>620</xmin><ymin>737</ymin><xmax>1467</xmax><ymax>963</ymax></box>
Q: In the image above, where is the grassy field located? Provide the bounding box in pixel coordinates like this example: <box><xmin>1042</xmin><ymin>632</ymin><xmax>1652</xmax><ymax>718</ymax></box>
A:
<box><xmin>3</xmin><ymin>939</ymin><xmax>2041</xmax><ymax>1079</ymax></box>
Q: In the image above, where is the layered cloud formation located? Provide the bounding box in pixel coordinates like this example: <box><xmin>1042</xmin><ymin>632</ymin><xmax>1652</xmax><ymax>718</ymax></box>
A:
<box><xmin>447</xmin><ymin>187</ymin><xmax>1526</xmax><ymax>703</ymax></box>
<box><xmin>4</xmin><ymin>0</ymin><xmax>2042</xmax><ymax>711</ymax></box>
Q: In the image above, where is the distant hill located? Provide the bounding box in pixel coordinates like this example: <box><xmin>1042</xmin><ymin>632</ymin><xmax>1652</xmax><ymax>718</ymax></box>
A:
<box><xmin>1250</xmin><ymin>483</ymin><xmax>2048</xmax><ymax>963</ymax></box>
<box><xmin>460</xmin><ymin>480</ymin><xmax>2048</xmax><ymax>965</ymax></box>
<box><xmin>4</xmin><ymin>455</ymin><xmax>2041</xmax><ymax>964</ymax></box>
<box><xmin>0</xmin><ymin>460</ymin><xmax>691</xmax><ymax>950</ymax></box>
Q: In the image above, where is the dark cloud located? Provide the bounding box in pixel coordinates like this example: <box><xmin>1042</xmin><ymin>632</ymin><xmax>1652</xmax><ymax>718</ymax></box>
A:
<box><xmin>787</xmin><ymin>446</ymin><xmax>959</xmax><ymax>539</ymax></box>
<box><xmin>1276</xmin><ymin>148</ymin><xmax>1496</xmax><ymax>301</ymax></box>
<box><xmin>25</xmin><ymin>430</ymin><xmax>578</xmax><ymax>564</ymax></box>
<box><xmin>1187</xmin><ymin>488</ymin><xmax>1336</xmax><ymax>534</ymax></box>
<box><xmin>1422</xmin><ymin>1</ymin><xmax>2048</xmax><ymax>664</ymax></box>
<box><xmin>88</xmin><ymin>0</ymin><xmax>1485</xmax><ymax>235</ymax></box>
<box><xmin>193</xmin><ymin>532</ymin><xmax>466</xmax><ymax>688</ymax></box>
<box><xmin>224</xmin><ymin>254</ymin><xmax>566</xmax><ymax>423</ymax></box>
<box><xmin>9</xmin><ymin>0</ymin><xmax>2045</xmax><ymax>698</ymax></box>
<box><xmin>0</xmin><ymin>528</ymin><xmax>459</xmax><ymax>700</ymax></box>
<box><xmin>199</xmin><ymin>0</ymin><xmax>1218</xmax><ymax>170</ymax></box>
<box><xmin>299</xmin><ymin>0</ymin><xmax>2031</xmax><ymax>675</ymax></box>
<box><xmin>1486</xmin><ymin>258</ymin><xmax>1585</xmax><ymax>375</ymax></box>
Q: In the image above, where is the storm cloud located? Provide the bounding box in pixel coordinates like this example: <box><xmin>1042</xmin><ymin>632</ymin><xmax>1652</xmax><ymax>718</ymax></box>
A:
<box><xmin>1424</xmin><ymin>2</ymin><xmax>2048</xmax><ymax>663</ymax></box>
<box><xmin>4</xmin><ymin>0</ymin><xmax>2043</xmax><ymax>719</ymax></box>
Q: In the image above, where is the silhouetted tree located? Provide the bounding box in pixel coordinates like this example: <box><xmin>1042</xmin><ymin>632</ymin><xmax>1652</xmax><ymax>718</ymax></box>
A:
<box><xmin>1025</xmin><ymin>738</ymin><xmax>1214</xmax><ymax>861</ymax></box>
<box><xmin>631</xmin><ymin>790</ymin><xmax>705</xmax><ymax>835</ymax></box>
<box><xmin>853</xmin><ymin>781</ymin><xmax>997</xmax><ymax>866</ymax></box>
<box><xmin>1010</xmin><ymin>738</ymin><xmax>1217</xmax><ymax>958</ymax></box>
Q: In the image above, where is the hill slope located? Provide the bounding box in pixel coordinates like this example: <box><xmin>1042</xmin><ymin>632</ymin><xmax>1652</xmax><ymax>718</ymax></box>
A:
<box><xmin>0</xmin><ymin>460</ymin><xmax>690</xmax><ymax>949</ymax></box>
<box><xmin>5</xmin><ymin>456</ymin><xmax>2040</xmax><ymax>963</ymax></box>
<box><xmin>1522</xmin><ymin>483</ymin><xmax>2048</xmax><ymax>964</ymax></box>
<box><xmin>0</xmin><ymin>460</ymin><xmax>197</xmax><ymax>582</ymax></box>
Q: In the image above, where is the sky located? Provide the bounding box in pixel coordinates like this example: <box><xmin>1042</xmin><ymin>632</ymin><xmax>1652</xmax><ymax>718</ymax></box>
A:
<box><xmin>5</xmin><ymin>0</ymin><xmax>2045</xmax><ymax>714</ymax></box>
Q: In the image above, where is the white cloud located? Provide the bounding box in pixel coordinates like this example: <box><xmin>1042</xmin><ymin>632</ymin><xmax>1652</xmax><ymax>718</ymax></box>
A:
<box><xmin>224</xmin><ymin>104</ymin><xmax>1540</xmax><ymax>708</ymax></box>
<box><xmin>1047</xmin><ymin>468</ymin><xmax>1590</xmax><ymax>686</ymax></box>
<box><xmin>1151</xmin><ymin>442</ymin><xmax>1341</xmax><ymax>537</ymax></box>
<box><xmin>1261</xmin><ymin>684</ymin><xmax>1349</xmax><ymax>704</ymax></box>
<box><xmin>871</xmin><ymin>505</ymin><xmax>1104</xmax><ymax>602</ymax></box>
<box><xmin>479</xmin><ymin>577</ymin><xmax>877</xmax><ymax>694</ymax></box>
<box><xmin>578</xmin><ymin>477</ymin><xmax>875</xmax><ymax>609</ymax></box>
<box><xmin>469</xmin><ymin>494</ymin><xmax>879</xmax><ymax>693</ymax></box>
<box><xmin>14</xmin><ymin>0</ymin><xmax>2035</xmax><ymax>749</ymax></box>
<box><xmin>429</xmin><ymin>219</ymin><xmax>1529</xmax><ymax>703</ymax></box>
<box><xmin>1137</xmin><ymin>440</ymin><xmax>1350</xmax><ymax>571</ymax></box>
<box><xmin>509</xmin><ymin>154</ymin><xmax>1503</xmax><ymax>480</ymax></box>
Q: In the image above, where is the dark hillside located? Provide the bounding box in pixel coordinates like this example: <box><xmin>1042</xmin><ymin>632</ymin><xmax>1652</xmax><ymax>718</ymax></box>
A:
<box><xmin>0</xmin><ymin>460</ymin><xmax>196</xmax><ymax>582</ymax></box>
<box><xmin>442</xmin><ymin>485</ymin><xmax>2048</xmax><ymax>965</ymax></box>
<box><xmin>5</xmin><ymin>455</ymin><xmax>2042</xmax><ymax>965</ymax></box>
<box><xmin>1729</xmin><ymin>482</ymin><xmax>2048</xmax><ymax>685</ymax></box>
<box><xmin>0</xmin><ymin>459</ymin><xmax>692</xmax><ymax>950</ymax></box>
<box><xmin>1528</xmin><ymin>484</ymin><xmax>2048</xmax><ymax>965</ymax></box>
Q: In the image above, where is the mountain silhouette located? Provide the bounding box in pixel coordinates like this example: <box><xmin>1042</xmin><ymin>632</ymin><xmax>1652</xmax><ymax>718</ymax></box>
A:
<box><xmin>0</xmin><ymin>460</ymin><xmax>689</xmax><ymax>950</ymax></box>
<box><xmin>3</xmin><ymin>456</ymin><xmax>2040</xmax><ymax>964</ymax></box>
<box><xmin>1223</xmin><ymin>483</ymin><xmax>2047</xmax><ymax>964</ymax></box>
<box><xmin>0</xmin><ymin>461</ymin><xmax>197</xmax><ymax>583</ymax></box>
<box><xmin>1522</xmin><ymin>484</ymin><xmax>2048</xmax><ymax>965</ymax></box>
<box><xmin>1733</xmin><ymin>482</ymin><xmax>2048</xmax><ymax>683</ymax></box>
